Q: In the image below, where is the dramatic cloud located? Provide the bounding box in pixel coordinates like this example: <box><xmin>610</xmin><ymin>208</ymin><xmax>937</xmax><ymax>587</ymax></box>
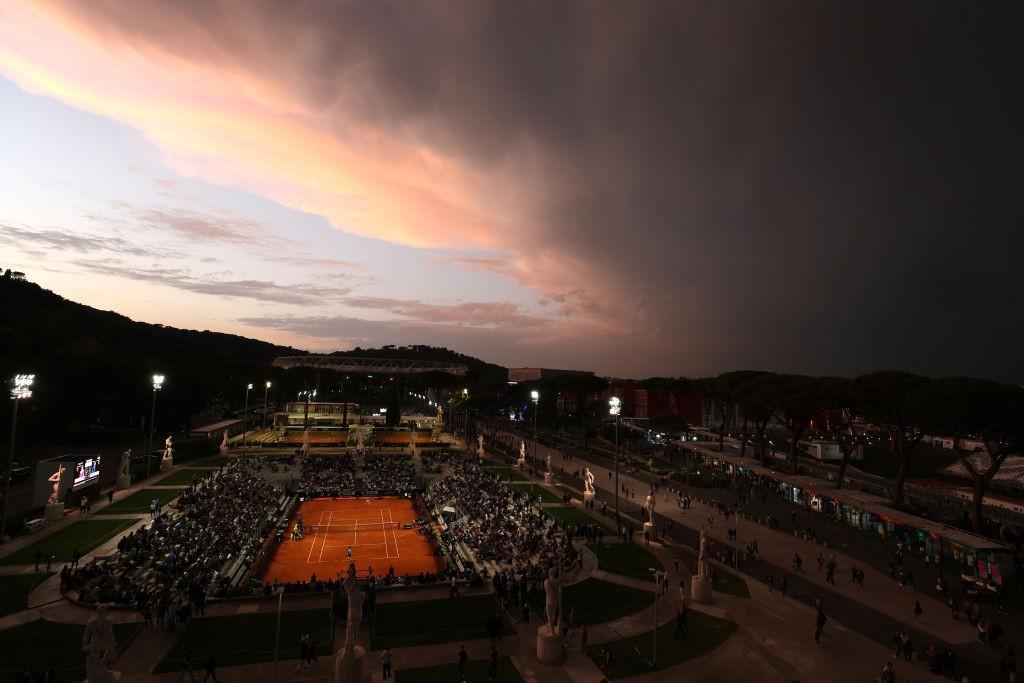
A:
<box><xmin>72</xmin><ymin>260</ymin><xmax>352</xmax><ymax>306</ymax></box>
<box><xmin>2</xmin><ymin>1</ymin><xmax>1021</xmax><ymax>379</ymax></box>
<box><xmin>0</xmin><ymin>221</ymin><xmax>173</xmax><ymax>258</ymax></box>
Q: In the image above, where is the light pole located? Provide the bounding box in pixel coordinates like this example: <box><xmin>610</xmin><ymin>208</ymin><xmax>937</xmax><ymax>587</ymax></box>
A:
<box><xmin>610</xmin><ymin>396</ymin><xmax>622</xmax><ymax>521</ymax></box>
<box><xmin>243</xmin><ymin>383</ymin><xmax>253</xmax><ymax>447</ymax></box>
<box><xmin>648</xmin><ymin>568</ymin><xmax>665</xmax><ymax>668</ymax></box>
<box><xmin>530</xmin><ymin>390</ymin><xmax>539</xmax><ymax>497</ymax></box>
<box><xmin>2</xmin><ymin>374</ymin><xmax>34</xmax><ymax>542</ymax></box>
<box><xmin>263</xmin><ymin>381</ymin><xmax>272</xmax><ymax>429</ymax></box>
<box><xmin>146</xmin><ymin>374</ymin><xmax>164</xmax><ymax>478</ymax></box>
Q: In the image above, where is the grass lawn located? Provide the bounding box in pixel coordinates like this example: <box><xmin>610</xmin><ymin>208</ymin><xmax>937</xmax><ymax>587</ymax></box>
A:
<box><xmin>484</xmin><ymin>466</ymin><xmax>529</xmax><ymax>482</ymax></box>
<box><xmin>98</xmin><ymin>487</ymin><xmax>184</xmax><ymax>515</ymax></box>
<box><xmin>154</xmin><ymin>608</ymin><xmax>332</xmax><ymax>672</ymax></box>
<box><xmin>556</xmin><ymin>485</ymin><xmax>582</xmax><ymax>501</ymax></box>
<box><xmin>529</xmin><ymin>578</ymin><xmax>654</xmax><ymax>626</ymax></box>
<box><xmin>371</xmin><ymin>594</ymin><xmax>512</xmax><ymax>649</ymax></box>
<box><xmin>395</xmin><ymin>657</ymin><xmax>523</xmax><ymax>683</ymax></box>
<box><xmin>588</xmin><ymin>542</ymin><xmax>664</xmax><ymax>581</ymax></box>
<box><xmin>545</xmin><ymin>506</ymin><xmax>614</xmax><ymax>532</ymax></box>
<box><xmin>507</xmin><ymin>483</ymin><xmax>562</xmax><ymax>505</ymax></box>
<box><xmin>192</xmin><ymin>456</ymin><xmax>234</xmax><ymax>467</ymax></box>
<box><xmin>674</xmin><ymin>548</ymin><xmax>750</xmax><ymax>599</ymax></box>
<box><xmin>0</xmin><ymin>620</ymin><xmax>141</xmax><ymax>683</ymax></box>
<box><xmin>586</xmin><ymin>608</ymin><xmax>737</xmax><ymax>679</ymax></box>
<box><xmin>0</xmin><ymin>519</ymin><xmax>138</xmax><ymax>566</ymax></box>
<box><xmin>155</xmin><ymin>468</ymin><xmax>215</xmax><ymax>486</ymax></box>
<box><xmin>0</xmin><ymin>573</ymin><xmax>52</xmax><ymax>616</ymax></box>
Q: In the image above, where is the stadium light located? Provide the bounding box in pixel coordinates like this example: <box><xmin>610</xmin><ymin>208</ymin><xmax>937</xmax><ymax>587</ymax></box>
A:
<box><xmin>146</xmin><ymin>374</ymin><xmax>164</xmax><ymax>479</ymax></box>
<box><xmin>243</xmin><ymin>383</ymin><xmax>254</xmax><ymax>446</ymax></box>
<box><xmin>263</xmin><ymin>381</ymin><xmax>272</xmax><ymax>429</ymax></box>
<box><xmin>608</xmin><ymin>396</ymin><xmax>621</xmax><ymax>416</ymax></box>
<box><xmin>530</xmin><ymin>390</ymin><xmax>539</xmax><ymax>403</ymax></box>
<box><xmin>3</xmin><ymin>374</ymin><xmax>35</xmax><ymax>540</ymax></box>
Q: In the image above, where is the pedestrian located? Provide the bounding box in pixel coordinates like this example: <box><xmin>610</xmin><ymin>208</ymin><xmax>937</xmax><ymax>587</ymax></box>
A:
<box><xmin>781</xmin><ymin>576</ymin><xmax>788</xmax><ymax>598</ymax></box>
<box><xmin>521</xmin><ymin>603</ymin><xmax>530</xmax><ymax>624</ymax></box>
<box><xmin>107</xmin><ymin>489</ymin><xmax>114</xmax><ymax>504</ymax></box>
<box><xmin>450</xmin><ymin>576</ymin><xmax>460</xmax><ymax>597</ymax></box>
<box><xmin>34</xmin><ymin>550</ymin><xmax>41</xmax><ymax>572</ymax></box>
<box><xmin>458</xmin><ymin>645</ymin><xmax>468</xmax><ymax>676</ymax></box>
<box><xmin>203</xmin><ymin>656</ymin><xmax>218</xmax><ymax>683</ymax></box>
<box><xmin>45</xmin><ymin>552</ymin><xmax>54</xmax><ymax>572</ymax></box>
<box><xmin>814</xmin><ymin>608</ymin><xmax>827</xmax><ymax>645</ymax></box>
<box><xmin>179</xmin><ymin>651</ymin><xmax>195</xmax><ymax>682</ymax></box>
<box><xmin>914</xmin><ymin>601</ymin><xmax>923</xmax><ymax>622</ymax></box>
<box><xmin>675</xmin><ymin>607</ymin><xmax>688</xmax><ymax>638</ymax></box>
<box><xmin>767</xmin><ymin>574</ymin><xmax>775</xmax><ymax>594</ymax></box>
<box><xmin>381</xmin><ymin>648</ymin><xmax>392</xmax><ymax>679</ymax></box>
<box><xmin>880</xmin><ymin>661</ymin><xmax>896</xmax><ymax>683</ymax></box>
<box><xmin>488</xmin><ymin>645</ymin><xmax>499</xmax><ymax>680</ymax></box>
<box><xmin>673</xmin><ymin>557</ymin><xmax>680</xmax><ymax>575</ymax></box>
<box><xmin>679</xmin><ymin>578</ymin><xmax>686</xmax><ymax>601</ymax></box>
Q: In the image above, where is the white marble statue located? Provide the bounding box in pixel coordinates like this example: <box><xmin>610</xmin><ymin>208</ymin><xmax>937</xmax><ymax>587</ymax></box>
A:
<box><xmin>436</xmin><ymin>403</ymin><xmax>444</xmax><ymax>425</ymax></box>
<box><xmin>696</xmin><ymin>528</ymin><xmax>711</xmax><ymax>580</ymax></box>
<box><xmin>219</xmin><ymin>430</ymin><xmax>229</xmax><ymax>455</ymax></box>
<box><xmin>519</xmin><ymin>441</ymin><xmax>526</xmax><ymax>460</ymax></box>
<box><xmin>584</xmin><ymin>467</ymin><xmax>596</xmax><ymax>495</ymax></box>
<box><xmin>546</xmin><ymin>454</ymin><xmax>552</xmax><ymax>473</ymax></box>
<box><xmin>477</xmin><ymin>434</ymin><xmax>484</xmax><ymax>456</ymax></box>
<box><xmin>543</xmin><ymin>566</ymin><xmax>564</xmax><ymax>634</ymax></box>
<box><xmin>82</xmin><ymin>604</ymin><xmax>117</xmax><ymax>667</ymax></box>
<box><xmin>118</xmin><ymin>450</ymin><xmax>131</xmax><ymax>478</ymax></box>
<box><xmin>342</xmin><ymin>571</ymin><xmax>366</xmax><ymax>658</ymax></box>
<box><xmin>163</xmin><ymin>435</ymin><xmax>174</xmax><ymax>461</ymax></box>
<box><xmin>47</xmin><ymin>464</ymin><xmax>65</xmax><ymax>505</ymax></box>
<box><xmin>645</xmin><ymin>488</ymin><xmax>657</xmax><ymax>521</ymax></box>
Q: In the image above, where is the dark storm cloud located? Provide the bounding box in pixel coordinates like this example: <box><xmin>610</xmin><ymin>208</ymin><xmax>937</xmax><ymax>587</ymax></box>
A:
<box><xmin>43</xmin><ymin>0</ymin><xmax>1024</xmax><ymax>380</ymax></box>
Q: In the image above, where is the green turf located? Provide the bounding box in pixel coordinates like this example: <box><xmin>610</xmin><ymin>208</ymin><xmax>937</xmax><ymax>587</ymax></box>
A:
<box><xmin>557</xmin><ymin>485</ymin><xmax>583</xmax><ymax>501</ymax></box>
<box><xmin>586</xmin><ymin>608</ymin><xmax>737</xmax><ymax>678</ymax></box>
<box><xmin>544</xmin><ymin>506</ymin><xmax>614</xmax><ymax>532</ymax></box>
<box><xmin>155</xmin><ymin>468</ymin><xmax>215</xmax><ymax>486</ymax></box>
<box><xmin>395</xmin><ymin>656</ymin><xmax>523</xmax><ymax>683</ymax></box>
<box><xmin>0</xmin><ymin>519</ymin><xmax>138</xmax><ymax>566</ymax></box>
<box><xmin>674</xmin><ymin>548</ymin><xmax>750</xmax><ymax>599</ymax></box>
<box><xmin>192</xmin><ymin>456</ymin><xmax>235</xmax><ymax>467</ymax></box>
<box><xmin>371</xmin><ymin>594</ymin><xmax>512</xmax><ymax>649</ymax></box>
<box><xmin>0</xmin><ymin>573</ymin><xmax>52</xmax><ymax>617</ymax></box>
<box><xmin>529</xmin><ymin>578</ymin><xmax>654</xmax><ymax>626</ymax></box>
<box><xmin>588</xmin><ymin>542</ymin><xmax>664</xmax><ymax>581</ymax></box>
<box><xmin>484</xmin><ymin>466</ymin><xmax>529</xmax><ymax>482</ymax></box>
<box><xmin>154</xmin><ymin>608</ymin><xmax>332</xmax><ymax>672</ymax></box>
<box><xmin>97</xmin><ymin>487</ymin><xmax>184</xmax><ymax>515</ymax></box>
<box><xmin>0</xmin><ymin>620</ymin><xmax>141</xmax><ymax>683</ymax></box>
<box><xmin>507</xmin><ymin>482</ymin><xmax>562</xmax><ymax>505</ymax></box>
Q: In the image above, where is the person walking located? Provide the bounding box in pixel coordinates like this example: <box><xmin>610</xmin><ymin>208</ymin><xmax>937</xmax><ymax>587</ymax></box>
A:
<box><xmin>203</xmin><ymin>655</ymin><xmax>218</xmax><ymax>683</ymax></box>
<box><xmin>914</xmin><ymin>601</ymin><xmax>923</xmax><ymax>622</ymax></box>
<box><xmin>814</xmin><ymin>608</ymin><xmax>827</xmax><ymax>645</ymax></box>
<box><xmin>458</xmin><ymin>645</ymin><xmax>468</xmax><ymax>676</ymax></box>
<box><xmin>767</xmin><ymin>574</ymin><xmax>775</xmax><ymax>594</ymax></box>
<box><xmin>521</xmin><ymin>603</ymin><xmax>530</xmax><ymax>624</ymax></box>
<box><xmin>675</xmin><ymin>607</ymin><xmax>688</xmax><ymax>638</ymax></box>
<box><xmin>381</xmin><ymin>648</ymin><xmax>392</xmax><ymax>679</ymax></box>
<box><xmin>488</xmin><ymin>645</ymin><xmax>499</xmax><ymax>680</ymax></box>
<box><xmin>178</xmin><ymin>651</ymin><xmax>195</xmax><ymax>682</ymax></box>
<box><xmin>781</xmin><ymin>576</ymin><xmax>788</xmax><ymax>598</ymax></box>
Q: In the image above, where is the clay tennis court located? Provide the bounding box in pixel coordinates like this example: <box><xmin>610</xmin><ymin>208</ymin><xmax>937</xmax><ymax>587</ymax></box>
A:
<box><xmin>259</xmin><ymin>496</ymin><xmax>443</xmax><ymax>583</ymax></box>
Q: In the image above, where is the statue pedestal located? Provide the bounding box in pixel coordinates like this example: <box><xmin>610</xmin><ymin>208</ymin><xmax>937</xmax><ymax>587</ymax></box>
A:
<box><xmin>45</xmin><ymin>503</ymin><xmax>64</xmax><ymax>521</ymax></box>
<box><xmin>643</xmin><ymin>521</ymin><xmax>654</xmax><ymax>535</ymax></box>
<box><xmin>536</xmin><ymin>625</ymin><xmax>563</xmax><ymax>664</ymax></box>
<box><xmin>583</xmin><ymin>491</ymin><xmax>595</xmax><ymax>505</ymax></box>
<box><xmin>544</xmin><ymin>472</ymin><xmax>555</xmax><ymax>484</ymax></box>
<box><xmin>517</xmin><ymin>457</ymin><xmax>526</xmax><ymax>468</ymax></box>
<box><xmin>333</xmin><ymin>644</ymin><xmax>365</xmax><ymax>683</ymax></box>
<box><xmin>160</xmin><ymin>457</ymin><xmax>173</xmax><ymax>471</ymax></box>
<box><xmin>116</xmin><ymin>474</ymin><xmax>131</xmax><ymax>491</ymax></box>
<box><xmin>690</xmin><ymin>576</ymin><xmax>713</xmax><ymax>603</ymax></box>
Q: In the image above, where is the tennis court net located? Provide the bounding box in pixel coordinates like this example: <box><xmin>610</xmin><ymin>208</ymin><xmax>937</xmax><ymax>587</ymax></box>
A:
<box><xmin>309</xmin><ymin>522</ymin><xmax>402</xmax><ymax>533</ymax></box>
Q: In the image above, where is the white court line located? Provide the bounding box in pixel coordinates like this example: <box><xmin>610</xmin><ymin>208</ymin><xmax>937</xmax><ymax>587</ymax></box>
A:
<box><xmin>380</xmin><ymin>509</ymin><xmax>390</xmax><ymax>559</ymax></box>
<box><xmin>306</xmin><ymin>510</ymin><xmax>327</xmax><ymax>564</ymax></box>
<box><xmin>388</xmin><ymin>508</ymin><xmax>401</xmax><ymax>559</ymax></box>
<box><xmin>353</xmin><ymin>516</ymin><xmax>358</xmax><ymax>547</ymax></box>
<box><xmin>319</xmin><ymin>510</ymin><xmax>333</xmax><ymax>562</ymax></box>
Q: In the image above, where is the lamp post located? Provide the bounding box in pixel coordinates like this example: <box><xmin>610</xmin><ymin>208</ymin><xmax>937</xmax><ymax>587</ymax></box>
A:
<box><xmin>530</xmin><ymin>390</ymin><xmax>539</xmax><ymax>497</ymax></box>
<box><xmin>243</xmin><ymin>383</ymin><xmax>253</xmax><ymax>447</ymax></box>
<box><xmin>146</xmin><ymin>374</ymin><xmax>164</xmax><ymax>478</ymax></box>
<box><xmin>609</xmin><ymin>396</ymin><xmax>622</xmax><ymax>521</ymax></box>
<box><xmin>300</xmin><ymin>388</ymin><xmax>317</xmax><ymax>433</ymax></box>
<box><xmin>263</xmin><ymin>381</ymin><xmax>272</xmax><ymax>429</ymax></box>
<box><xmin>2</xmin><ymin>374</ymin><xmax>34</xmax><ymax>542</ymax></box>
<box><xmin>648</xmin><ymin>568</ymin><xmax>665</xmax><ymax>668</ymax></box>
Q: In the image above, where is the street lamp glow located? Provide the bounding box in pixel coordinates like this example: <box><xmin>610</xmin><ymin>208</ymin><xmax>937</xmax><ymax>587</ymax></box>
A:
<box><xmin>609</xmin><ymin>396</ymin><xmax>621</xmax><ymax>416</ymax></box>
<box><xmin>10</xmin><ymin>374</ymin><xmax>34</xmax><ymax>400</ymax></box>
<box><xmin>530</xmin><ymin>390</ymin><xmax>539</xmax><ymax>403</ymax></box>
<box><xmin>266</xmin><ymin>381</ymin><xmax>272</xmax><ymax>388</ymax></box>
<box><xmin>152</xmin><ymin>374</ymin><xmax>165</xmax><ymax>391</ymax></box>
<box><xmin>247</xmin><ymin>383</ymin><xmax>254</xmax><ymax>390</ymax></box>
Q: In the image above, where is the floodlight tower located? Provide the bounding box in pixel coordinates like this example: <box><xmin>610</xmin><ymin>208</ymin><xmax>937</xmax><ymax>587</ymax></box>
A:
<box><xmin>531</xmin><ymin>390</ymin><xmax>539</xmax><ymax>495</ymax></box>
<box><xmin>146</xmin><ymin>374</ymin><xmax>164</xmax><ymax>478</ymax></box>
<box><xmin>263</xmin><ymin>381</ymin><xmax>272</xmax><ymax>429</ymax></box>
<box><xmin>2</xmin><ymin>374</ymin><xmax>34</xmax><ymax>541</ymax></box>
<box><xmin>609</xmin><ymin>396</ymin><xmax>622</xmax><ymax>520</ymax></box>
<box><xmin>243</xmin><ymin>383</ymin><xmax>254</xmax><ymax>446</ymax></box>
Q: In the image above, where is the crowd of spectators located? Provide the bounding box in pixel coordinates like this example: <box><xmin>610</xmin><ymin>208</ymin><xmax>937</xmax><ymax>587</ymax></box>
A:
<box><xmin>297</xmin><ymin>455</ymin><xmax>356</xmax><ymax>497</ymax></box>
<box><xmin>362</xmin><ymin>454</ymin><xmax>418</xmax><ymax>494</ymax></box>
<box><xmin>69</xmin><ymin>459</ymin><xmax>284</xmax><ymax>610</ymax></box>
<box><xmin>426</xmin><ymin>463</ymin><xmax>576</xmax><ymax>577</ymax></box>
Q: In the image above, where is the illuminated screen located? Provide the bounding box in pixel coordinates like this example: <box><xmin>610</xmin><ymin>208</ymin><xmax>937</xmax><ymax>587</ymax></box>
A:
<box><xmin>72</xmin><ymin>456</ymin><xmax>101</xmax><ymax>490</ymax></box>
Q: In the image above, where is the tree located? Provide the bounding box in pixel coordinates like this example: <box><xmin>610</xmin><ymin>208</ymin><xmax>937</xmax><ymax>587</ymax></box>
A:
<box><xmin>696</xmin><ymin>371</ymin><xmax>762</xmax><ymax>452</ymax></box>
<box><xmin>733</xmin><ymin>373</ymin><xmax>780</xmax><ymax>466</ymax></box>
<box><xmin>855</xmin><ymin>371</ymin><xmax>930</xmax><ymax>506</ymax></box>
<box><xmin>774</xmin><ymin>375</ymin><xmax>824</xmax><ymax>474</ymax></box>
<box><xmin>818</xmin><ymin>377</ymin><xmax>864</xmax><ymax>490</ymax></box>
<box><xmin>922</xmin><ymin>378</ymin><xmax>1024</xmax><ymax>533</ymax></box>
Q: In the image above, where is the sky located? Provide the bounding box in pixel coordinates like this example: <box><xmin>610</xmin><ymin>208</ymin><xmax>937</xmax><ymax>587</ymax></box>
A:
<box><xmin>1</xmin><ymin>1</ymin><xmax>1022</xmax><ymax>381</ymax></box>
